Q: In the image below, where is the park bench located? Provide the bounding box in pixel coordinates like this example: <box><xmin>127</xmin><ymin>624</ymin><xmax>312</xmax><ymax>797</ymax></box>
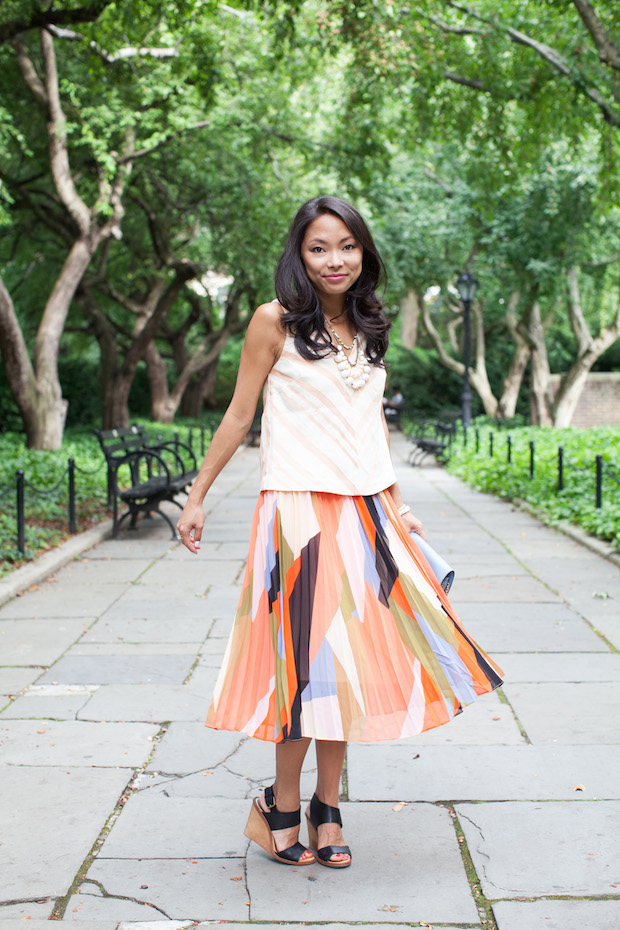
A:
<box><xmin>408</xmin><ymin>419</ymin><xmax>457</xmax><ymax>466</ymax></box>
<box><xmin>384</xmin><ymin>403</ymin><xmax>404</xmax><ymax>430</ymax></box>
<box><xmin>94</xmin><ymin>425</ymin><xmax>198</xmax><ymax>539</ymax></box>
<box><xmin>246</xmin><ymin>414</ymin><xmax>262</xmax><ymax>447</ymax></box>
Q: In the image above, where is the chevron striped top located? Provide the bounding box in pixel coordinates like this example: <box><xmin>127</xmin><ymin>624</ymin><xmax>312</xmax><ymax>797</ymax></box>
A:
<box><xmin>260</xmin><ymin>333</ymin><xmax>396</xmax><ymax>494</ymax></box>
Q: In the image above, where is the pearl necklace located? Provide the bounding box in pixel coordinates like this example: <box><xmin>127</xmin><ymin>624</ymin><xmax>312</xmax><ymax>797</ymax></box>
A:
<box><xmin>326</xmin><ymin>318</ymin><xmax>371</xmax><ymax>390</ymax></box>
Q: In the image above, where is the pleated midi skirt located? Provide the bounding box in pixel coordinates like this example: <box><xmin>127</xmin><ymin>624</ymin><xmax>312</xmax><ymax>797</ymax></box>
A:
<box><xmin>206</xmin><ymin>490</ymin><xmax>504</xmax><ymax>743</ymax></box>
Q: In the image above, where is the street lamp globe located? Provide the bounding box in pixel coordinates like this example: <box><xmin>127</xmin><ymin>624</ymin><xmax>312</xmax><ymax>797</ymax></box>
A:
<box><xmin>456</xmin><ymin>271</ymin><xmax>478</xmax><ymax>304</ymax></box>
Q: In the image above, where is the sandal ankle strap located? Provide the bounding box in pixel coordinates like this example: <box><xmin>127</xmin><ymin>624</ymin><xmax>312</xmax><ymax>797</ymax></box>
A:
<box><xmin>261</xmin><ymin>786</ymin><xmax>301</xmax><ymax>831</ymax></box>
<box><xmin>310</xmin><ymin>793</ymin><xmax>342</xmax><ymax>827</ymax></box>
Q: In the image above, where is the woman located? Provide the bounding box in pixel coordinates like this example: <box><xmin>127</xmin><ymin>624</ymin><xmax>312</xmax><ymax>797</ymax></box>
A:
<box><xmin>176</xmin><ymin>196</ymin><xmax>503</xmax><ymax>870</ymax></box>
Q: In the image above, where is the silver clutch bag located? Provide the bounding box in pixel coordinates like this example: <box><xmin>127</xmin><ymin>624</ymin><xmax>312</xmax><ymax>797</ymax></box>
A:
<box><xmin>411</xmin><ymin>532</ymin><xmax>455</xmax><ymax>594</ymax></box>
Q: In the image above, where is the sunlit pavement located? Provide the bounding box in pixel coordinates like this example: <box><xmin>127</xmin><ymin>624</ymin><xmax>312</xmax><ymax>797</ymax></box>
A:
<box><xmin>1</xmin><ymin>432</ymin><xmax>619</xmax><ymax>930</ymax></box>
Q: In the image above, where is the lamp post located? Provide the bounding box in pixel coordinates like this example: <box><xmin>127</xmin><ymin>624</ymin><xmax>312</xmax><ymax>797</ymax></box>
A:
<box><xmin>456</xmin><ymin>271</ymin><xmax>478</xmax><ymax>429</ymax></box>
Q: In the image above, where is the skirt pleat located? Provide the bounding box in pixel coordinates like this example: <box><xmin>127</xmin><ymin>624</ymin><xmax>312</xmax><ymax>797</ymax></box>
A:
<box><xmin>206</xmin><ymin>490</ymin><xmax>504</xmax><ymax>743</ymax></box>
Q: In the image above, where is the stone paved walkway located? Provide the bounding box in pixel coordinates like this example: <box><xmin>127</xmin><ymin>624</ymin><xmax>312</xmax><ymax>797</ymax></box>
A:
<box><xmin>1</xmin><ymin>433</ymin><xmax>619</xmax><ymax>930</ymax></box>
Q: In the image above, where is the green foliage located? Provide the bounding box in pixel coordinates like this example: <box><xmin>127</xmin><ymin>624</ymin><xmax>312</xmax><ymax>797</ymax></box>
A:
<box><xmin>445</xmin><ymin>422</ymin><xmax>620</xmax><ymax>550</ymax></box>
<box><xmin>385</xmin><ymin>340</ymin><xmax>463</xmax><ymax>418</ymax></box>
<box><xmin>1</xmin><ymin>0</ymin><xmax>619</xmax><ymax>441</ymax></box>
<box><xmin>0</xmin><ymin>419</ymin><xmax>213</xmax><ymax>574</ymax></box>
<box><xmin>212</xmin><ymin>335</ymin><xmax>243</xmax><ymax>409</ymax></box>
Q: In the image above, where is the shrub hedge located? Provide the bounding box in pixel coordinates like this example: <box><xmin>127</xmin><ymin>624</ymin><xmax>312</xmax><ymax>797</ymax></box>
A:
<box><xmin>445</xmin><ymin>421</ymin><xmax>620</xmax><ymax>550</ymax></box>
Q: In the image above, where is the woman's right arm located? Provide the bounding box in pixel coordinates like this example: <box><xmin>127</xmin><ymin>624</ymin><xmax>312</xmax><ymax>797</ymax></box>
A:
<box><xmin>175</xmin><ymin>300</ymin><xmax>284</xmax><ymax>553</ymax></box>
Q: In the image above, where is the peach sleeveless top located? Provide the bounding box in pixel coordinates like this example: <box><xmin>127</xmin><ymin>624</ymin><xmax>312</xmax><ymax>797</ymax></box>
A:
<box><xmin>260</xmin><ymin>332</ymin><xmax>396</xmax><ymax>495</ymax></box>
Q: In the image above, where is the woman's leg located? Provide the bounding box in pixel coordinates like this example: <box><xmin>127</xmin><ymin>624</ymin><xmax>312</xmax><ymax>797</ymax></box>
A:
<box><xmin>311</xmin><ymin>740</ymin><xmax>350</xmax><ymax>863</ymax></box>
<box><xmin>258</xmin><ymin>737</ymin><xmax>312</xmax><ymax>857</ymax></box>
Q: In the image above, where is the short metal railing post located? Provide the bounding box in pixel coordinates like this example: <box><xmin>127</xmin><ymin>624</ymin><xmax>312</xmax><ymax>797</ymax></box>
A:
<box><xmin>68</xmin><ymin>457</ymin><xmax>76</xmax><ymax>534</ymax></box>
<box><xmin>507</xmin><ymin>435</ymin><xmax>512</xmax><ymax>464</ymax></box>
<box><xmin>489</xmin><ymin>431</ymin><xmax>494</xmax><ymax>458</ymax></box>
<box><xmin>529</xmin><ymin>440</ymin><xmax>535</xmax><ymax>479</ymax></box>
<box><xmin>596</xmin><ymin>455</ymin><xmax>602</xmax><ymax>508</ymax></box>
<box><xmin>557</xmin><ymin>446</ymin><xmax>564</xmax><ymax>492</ymax></box>
<box><xmin>16</xmin><ymin>470</ymin><xmax>25</xmax><ymax>554</ymax></box>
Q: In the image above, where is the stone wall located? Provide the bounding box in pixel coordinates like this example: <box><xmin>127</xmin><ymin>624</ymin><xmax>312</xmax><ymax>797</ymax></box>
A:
<box><xmin>549</xmin><ymin>372</ymin><xmax>620</xmax><ymax>427</ymax></box>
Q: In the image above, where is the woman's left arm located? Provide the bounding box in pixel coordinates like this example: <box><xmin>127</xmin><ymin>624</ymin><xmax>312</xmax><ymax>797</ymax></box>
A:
<box><xmin>381</xmin><ymin>407</ymin><xmax>426</xmax><ymax>539</ymax></box>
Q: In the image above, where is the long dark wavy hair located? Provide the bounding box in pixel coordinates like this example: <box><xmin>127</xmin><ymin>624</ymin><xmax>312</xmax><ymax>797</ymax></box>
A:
<box><xmin>274</xmin><ymin>196</ymin><xmax>390</xmax><ymax>365</ymax></box>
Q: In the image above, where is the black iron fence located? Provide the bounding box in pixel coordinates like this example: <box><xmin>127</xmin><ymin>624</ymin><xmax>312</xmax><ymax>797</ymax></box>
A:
<box><xmin>1</xmin><ymin>424</ymin><xmax>213</xmax><ymax>557</ymax></box>
<box><xmin>463</xmin><ymin>426</ymin><xmax>619</xmax><ymax>509</ymax></box>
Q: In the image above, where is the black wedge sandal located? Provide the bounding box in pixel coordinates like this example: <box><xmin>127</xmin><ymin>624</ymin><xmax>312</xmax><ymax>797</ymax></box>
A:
<box><xmin>244</xmin><ymin>785</ymin><xmax>316</xmax><ymax>866</ymax></box>
<box><xmin>306</xmin><ymin>793</ymin><xmax>352</xmax><ymax>869</ymax></box>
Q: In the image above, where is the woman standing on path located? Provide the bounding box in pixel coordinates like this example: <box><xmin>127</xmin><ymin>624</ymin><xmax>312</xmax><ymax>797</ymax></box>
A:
<box><xmin>176</xmin><ymin>196</ymin><xmax>503</xmax><ymax>869</ymax></box>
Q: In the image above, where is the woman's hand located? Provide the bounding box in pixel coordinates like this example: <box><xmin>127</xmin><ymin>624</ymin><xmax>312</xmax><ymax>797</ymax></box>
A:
<box><xmin>176</xmin><ymin>500</ymin><xmax>205</xmax><ymax>554</ymax></box>
<box><xmin>402</xmin><ymin>510</ymin><xmax>426</xmax><ymax>540</ymax></box>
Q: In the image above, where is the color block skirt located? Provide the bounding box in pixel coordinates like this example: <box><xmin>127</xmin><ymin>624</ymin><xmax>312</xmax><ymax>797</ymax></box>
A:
<box><xmin>206</xmin><ymin>490</ymin><xmax>503</xmax><ymax>743</ymax></box>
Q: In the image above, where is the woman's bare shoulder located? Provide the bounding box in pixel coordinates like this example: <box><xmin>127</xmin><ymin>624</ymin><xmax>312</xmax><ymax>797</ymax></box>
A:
<box><xmin>246</xmin><ymin>299</ymin><xmax>287</xmax><ymax>355</ymax></box>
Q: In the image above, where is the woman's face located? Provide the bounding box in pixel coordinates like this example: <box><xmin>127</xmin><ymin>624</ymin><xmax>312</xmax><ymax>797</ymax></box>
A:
<box><xmin>301</xmin><ymin>213</ymin><xmax>363</xmax><ymax>304</ymax></box>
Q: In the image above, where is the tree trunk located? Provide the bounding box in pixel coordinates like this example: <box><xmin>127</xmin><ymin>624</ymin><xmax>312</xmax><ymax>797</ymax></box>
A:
<box><xmin>498</xmin><ymin>293</ymin><xmax>530</xmax><ymax>418</ymax></box>
<box><xmin>471</xmin><ymin>300</ymin><xmax>499</xmax><ymax>417</ymax></box>
<box><xmin>525</xmin><ymin>301</ymin><xmax>554</xmax><ymax>426</ymax></box>
<box><xmin>552</xmin><ymin>366</ymin><xmax>591</xmax><ymax>428</ymax></box>
<box><xmin>4</xmin><ymin>33</ymin><xmax>132</xmax><ymax>447</ymax></box>
<box><xmin>105</xmin><ymin>372</ymin><xmax>134</xmax><ymax>429</ymax></box>
<box><xmin>198</xmin><ymin>359</ymin><xmax>220</xmax><ymax>410</ymax></box>
<box><xmin>0</xmin><ymin>241</ymin><xmax>92</xmax><ymax>448</ymax></box>
<box><xmin>498</xmin><ymin>341</ymin><xmax>530</xmax><ymax>418</ymax></box>
<box><xmin>419</xmin><ymin>290</ymin><xmax>499</xmax><ymax>417</ymax></box>
<box><xmin>83</xmin><ymin>295</ymin><xmax>121</xmax><ymax>430</ymax></box>
<box><xmin>552</xmin><ymin>269</ymin><xmax>620</xmax><ymax>426</ymax></box>
<box><xmin>144</xmin><ymin>341</ymin><xmax>176</xmax><ymax>423</ymax></box>
<box><xmin>26</xmin><ymin>388</ymin><xmax>69</xmax><ymax>448</ymax></box>
<box><xmin>399</xmin><ymin>289</ymin><xmax>419</xmax><ymax>349</ymax></box>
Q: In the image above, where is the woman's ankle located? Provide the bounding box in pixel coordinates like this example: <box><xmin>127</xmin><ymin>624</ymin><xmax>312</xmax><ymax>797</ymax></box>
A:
<box><xmin>268</xmin><ymin>783</ymin><xmax>301</xmax><ymax>813</ymax></box>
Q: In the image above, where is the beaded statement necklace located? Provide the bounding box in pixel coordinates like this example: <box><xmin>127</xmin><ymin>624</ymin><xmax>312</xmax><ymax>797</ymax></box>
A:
<box><xmin>325</xmin><ymin>318</ymin><xmax>371</xmax><ymax>390</ymax></box>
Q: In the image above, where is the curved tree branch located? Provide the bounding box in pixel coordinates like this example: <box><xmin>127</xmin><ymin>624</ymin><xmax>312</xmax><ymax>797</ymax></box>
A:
<box><xmin>40</xmin><ymin>29</ymin><xmax>91</xmax><ymax>235</ymax></box>
<box><xmin>0</xmin><ymin>0</ymin><xmax>113</xmax><ymax>44</ymax></box>
<box><xmin>444</xmin><ymin>70</ymin><xmax>489</xmax><ymax>91</ymax></box>
<box><xmin>47</xmin><ymin>25</ymin><xmax>181</xmax><ymax>64</ymax></box>
<box><xmin>13</xmin><ymin>37</ymin><xmax>47</xmax><ymax>109</ymax></box>
<box><xmin>442</xmin><ymin>0</ymin><xmax>620</xmax><ymax>126</ymax></box>
<box><xmin>572</xmin><ymin>0</ymin><xmax>620</xmax><ymax>73</ymax></box>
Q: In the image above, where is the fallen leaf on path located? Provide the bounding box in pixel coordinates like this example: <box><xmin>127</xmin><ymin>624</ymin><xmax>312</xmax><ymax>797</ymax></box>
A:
<box><xmin>392</xmin><ymin>801</ymin><xmax>407</xmax><ymax>812</ymax></box>
<box><xmin>230</xmin><ymin>877</ymin><xmax>243</xmax><ymax>881</ymax></box>
<box><xmin>140</xmin><ymin>885</ymin><xmax>148</xmax><ymax>889</ymax></box>
<box><xmin>573</xmin><ymin>783</ymin><xmax>586</xmax><ymax>791</ymax></box>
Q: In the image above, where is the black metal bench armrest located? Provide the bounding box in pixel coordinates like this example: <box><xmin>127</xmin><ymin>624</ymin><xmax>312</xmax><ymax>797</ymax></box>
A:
<box><xmin>155</xmin><ymin>440</ymin><xmax>198</xmax><ymax>472</ymax></box>
<box><xmin>110</xmin><ymin>449</ymin><xmax>172</xmax><ymax>491</ymax></box>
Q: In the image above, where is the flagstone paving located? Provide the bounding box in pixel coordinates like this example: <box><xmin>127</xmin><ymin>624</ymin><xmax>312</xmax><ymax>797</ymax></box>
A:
<box><xmin>0</xmin><ymin>434</ymin><xmax>618</xmax><ymax>930</ymax></box>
